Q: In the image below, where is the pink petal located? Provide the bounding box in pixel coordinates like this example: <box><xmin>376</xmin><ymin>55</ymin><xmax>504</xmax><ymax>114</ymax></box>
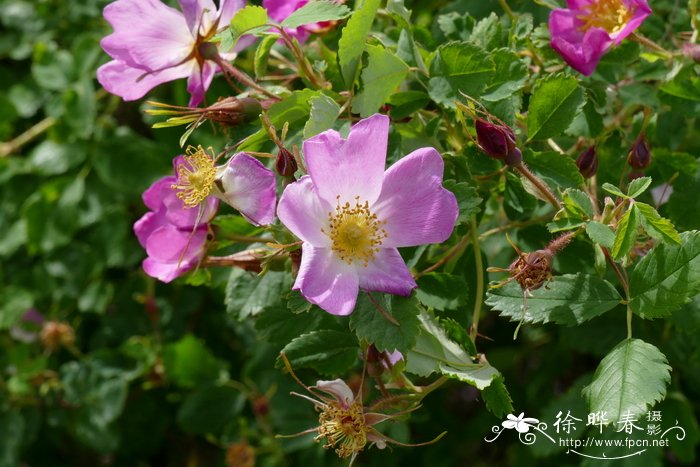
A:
<box><xmin>97</xmin><ymin>60</ymin><xmax>194</xmax><ymax>102</ymax></box>
<box><xmin>612</xmin><ymin>0</ymin><xmax>652</xmax><ymax>44</ymax></box>
<box><xmin>186</xmin><ymin>60</ymin><xmax>218</xmax><ymax>107</ymax></box>
<box><xmin>134</xmin><ymin>211</ymin><xmax>167</xmax><ymax>249</ymax></box>
<box><xmin>549</xmin><ymin>9</ymin><xmax>612</xmax><ymax>76</ymax></box>
<box><xmin>178</xmin><ymin>0</ymin><xmax>216</xmax><ymax>33</ymax></box>
<box><xmin>358</xmin><ymin>248</ymin><xmax>416</xmax><ymax>296</ymax></box>
<box><xmin>217</xmin><ymin>0</ymin><xmax>247</xmax><ymax>28</ymax></box>
<box><xmin>143</xmin><ymin>257</ymin><xmax>195</xmax><ymax>282</ymax></box>
<box><xmin>293</xmin><ymin>244</ymin><xmax>359</xmax><ymax>316</ymax></box>
<box><xmin>216</xmin><ymin>153</ymin><xmax>277</xmax><ymax>226</ymax></box>
<box><xmin>263</xmin><ymin>0</ymin><xmax>307</xmax><ymax>22</ymax></box>
<box><xmin>142</xmin><ymin>176</ymin><xmax>177</xmax><ymax>211</ymax></box>
<box><xmin>303</xmin><ymin>114</ymin><xmax>389</xmax><ymax>206</ymax></box>
<box><xmin>312</xmin><ymin>379</ymin><xmax>355</xmax><ymax>407</ymax></box>
<box><xmin>145</xmin><ymin>225</ymin><xmax>207</xmax><ymax>264</ymax></box>
<box><xmin>101</xmin><ymin>0</ymin><xmax>193</xmax><ymax>71</ymax></box>
<box><xmin>277</xmin><ymin>175</ymin><xmax>332</xmax><ymax>247</ymax></box>
<box><xmin>163</xmin><ymin>190</ymin><xmax>219</xmax><ymax>229</ymax></box>
<box><xmin>372</xmin><ymin>147</ymin><xmax>458</xmax><ymax>248</ymax></box>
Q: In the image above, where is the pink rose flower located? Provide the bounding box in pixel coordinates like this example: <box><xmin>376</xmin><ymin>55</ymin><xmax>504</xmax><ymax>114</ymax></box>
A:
<box><xmin>97</xmin><ymin>0</ymin><xmax>246</xmax><ymax>106</ymax></box>
<box><xmin>277</xmin><ymin>114</ymin><xmax>458</xmax><ymax>316</ymax></box>
<box><xmin>549</xmin><ymin>0</ymin><xmax>652</xmax><ymax>75</ymax></box>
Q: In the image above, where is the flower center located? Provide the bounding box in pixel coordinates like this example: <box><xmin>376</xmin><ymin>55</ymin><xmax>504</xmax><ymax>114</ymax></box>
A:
<box><xmin>578</xmin><ymin>0</ymin><xmax>633</xmax><ymax>34</ymax></box>
<box><xmin>324</xmin><ymin>196</ymin><xmax>387</xmax><ymax>266</ymax></box>
<box><xmin>171</xmin><ymin>145</ymin><xmax>217</xmax><ymax>208</ymax></box>
<box><xmin>316</xmin><ymin>400</ymin><xmax>368</xmax><ymax>458</ymax></box>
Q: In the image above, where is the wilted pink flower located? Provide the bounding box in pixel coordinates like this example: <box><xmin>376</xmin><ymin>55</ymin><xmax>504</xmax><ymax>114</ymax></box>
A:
<box><xmin>263</xmin><ymin>0</ymin><xmax>336</xmax><ymax>42</ymax></box>
<box><xmin>97</xmin><ymin>0</ymin><xmax>246</xmax><ymax>106</ymax></box>
<box><xmin>277</xmin><ymin>114</ymin><xmax>458</xmax><ymax>316</ymax></box>
<box><xmin>549</xmin><ymin>0</ymin><xmax>652</xmax><ymax>75</ymax></box>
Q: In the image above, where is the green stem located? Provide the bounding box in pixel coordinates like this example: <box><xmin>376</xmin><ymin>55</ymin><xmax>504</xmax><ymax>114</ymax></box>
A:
<box><xmin>601</xmin><ymin>247</ymin><xmax>632</xmax><ymax>337</ymax></box>
<box><xmin>631</xmin><ymin>33</ymin><xmax>674</xmax><ymax>58</ymax></box>
<box><xmin>497</xmin><ymin>0</ymin><xmax>516</xmax><ymax>21</ymax></box>
<box><xmin>0</xmin><ymin>117</ymin><xmax>57</xmax><ymax>157</ymax></box>
<box><xmin>213</xmin><ymin>55</ymin><xmax>280</xmax><ymax>100</ymax></box>
<box><xmin>469</xmin><ymin>215</ymin><xmax>484</xmax><ymax>345</ymax></box>
<box><xmin>515</xmin><ymin>163</ymin><xmax>562</xmax><ymax>210</ymax></box>
<box><xmin>626</xmin><ymin>305</ymin><xmax>633</xmax><ymax>339</ymax></box>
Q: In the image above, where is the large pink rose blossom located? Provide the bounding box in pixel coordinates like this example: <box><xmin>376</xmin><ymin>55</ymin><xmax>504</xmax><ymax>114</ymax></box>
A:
<box><xmin>97</xmin><ymin>0</ymin><xmax>246</xmax><ymax>106</ymax></box>
<box><xmin>549</xmin><ymin>0</ymin><xmax>652</xmax><ymax>76</ymax></box>
<box><xmin>277</xmin><ymin>114</ymin><xmax>459</xmax><ymax>316</ymax></box>
<box><xmin>263</xmin><ymin>0</ymin><xmax>336</xmax><ymax>42</ymax></box>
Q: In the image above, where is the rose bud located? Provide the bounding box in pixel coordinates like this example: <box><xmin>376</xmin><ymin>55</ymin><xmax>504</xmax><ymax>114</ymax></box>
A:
<box><xmin>504</xmin><ymin>147</ymin><xmax>523</xmax><ymax>167</ymax></box>
<box><xmin>682</xmin><ymin>43</ymin><xmax>700</xmax><ymax>63</ymax></box>
<box><xmin>627</xmin><ymin>135</ymin><xmax>651</xmax><ymax>169</ymax></box>
<box><xmin>475</xmin><ymin>119</ymin><xmax>516</xmax><ymax>159</ymax></box>
<box><xmin>576</xmin><ymin>146</ymin><xmax>598</xmax><ymax>178</ymax></box>
<box><xmin>275</xmin><ymin>147</ymin><xmax>297</xmax><ymax>177</ymax></box>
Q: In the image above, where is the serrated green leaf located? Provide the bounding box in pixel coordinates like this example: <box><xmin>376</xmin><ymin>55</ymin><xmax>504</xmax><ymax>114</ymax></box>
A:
<box><xmin>636</xmin><ymin>202</ymin><xmax>681</xmax><ymax>245</ymax></box>
<box><xmin>428</xmin><ymin>41</ymin><xmax>495</xmax><ymax>108</ymax></box>
<box><xmin>586</xmin><ymin>221</ymin><xmax>615</xmax><ymax>249</ymax></box>
<box><xmin>480</xmin><ymin>374</ymin><xmax>513</xmax><ymax>418</ymax></box>
<box><xmin>527</xmin><ymin>74</ymin><xmax>585</xmax><ymax>141</ymax></box>
<box><xmin>602</xmin><ymin>182</ymin><xmax>628</xmax><ymax>198</ymax></box>
<box><xmin>279</xmin><ymin>330</ymin><xmax>358</xmax><ymax>375</ymax></box>
<box><xmin>524</xmin><ymin>150</ymin><xmax>584</xmax><ymax>190</ymax></box>
<box><xmin>583</xmin><ymin>338</ymin><xmax>671</xmax><ymax>422</ymax></box>
<box><xmin>254</xmin><ymin>34</ymin><xmax>277</xmax><ymax>79</ymax></box>
<box><xmin>485</xmin><ymin>273</ymin><xmax>622</xmax><ymax>326</ymax></box>
<box><xmin>280</xmin><ymin>0</ymin><xmax>351</xmax><ymax>29</ymax></box>
<box><xmin>627</xmin><ymin>176</ymin><xmax>652</xmax><ymax>198</ymax></box>
<box><xmin>256</xmin><ymin>305</ymin><xmax>334</xmax><ymax>345</ymax></box>
<box><xmin>442</xmin><ymin>180</ymin><xmax>481</xmax><ymax>225</ymax></box>
<box><xmin>481</xmin><ymin>48</ymin><xmax>527</xmax><ymax>102</ymax></box>
<box><xmin>349</xmin><ymin>294</ymin><xmax>420</xmax><ymax>354</ymax></box>
<box><xmin>304</xmin><ymin>94</ymin><xmax>340</xmax><ymax>138</ymax></box>
<box><xmin>630</xmin><ymin>231</ymin><xmax>700</xmax><ymax>318</ymax></box>
<box><xmin>352</xmin><ymin>45</ymin><xmax>409</xmax><ymax>117</ymax></box>
<box><xmin>612</xmin><ymin>205</ymin><xmax>639</xmax><ymax>260</ymax></box>
<box><xmin>563</xmin><ymin>188</ymin><xmax>594</xmax><ymax>218</ymax></box>
<box><xmin>416</xmin><ymin>273</ymin><xmax>469</xmax><ymax>311</ymax></box>
<box><xmin>337</xmin><ymin>0</ymin><xmax>380</xmax><ymax>87</ymax></box>
<box><xmin>230</xmin><ymin>5</ymin><xmax>269</xmax><ymax>41</ymax></box>
<box><xmin>225</xmin><ymin>269</ymin><xmax>291</xmax><ymax>320</ymax></box>
<box><xmin>387</xmin><ymin>90</ymin><xmax>429</xmax><ymax>120</ymax></box>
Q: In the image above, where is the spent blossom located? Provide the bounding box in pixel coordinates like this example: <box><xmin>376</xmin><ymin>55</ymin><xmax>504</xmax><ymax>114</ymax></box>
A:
<box><xmin>277</xmin><ymin>114</ymin><xmax>458</xmax><ymax>316</ymax></box>
<box><xmin>549</xmin><ymin>0</ymin><xmax>652</xmax><ymax>75</ymax></box>
<box><xmin>97</xmin><ymin>0</ymin><xmax>247</xmax><ymax>106</ymax></box>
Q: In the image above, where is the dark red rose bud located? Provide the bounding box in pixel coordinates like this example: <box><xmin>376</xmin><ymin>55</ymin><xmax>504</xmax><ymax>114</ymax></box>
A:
<box><xmin>504</xmin><ymin>147</ymin><xmax>523</xmax><ymax>167</ymax></box>
<box><xmin>627</xmin><ymin>135</ymin><xmax>651</xmax><ymax>169</ymax></box>
<box><xmin>275</xmin><ymin>147</ymin><xmax>297</xmax><ymax>177</ymax></box>
<box><xmin>576</xmin><ymin>146</ymin><xmax>598</xmax><ymax>178</ymax></box>
<box><xmin>475</xmin><ymin>119</ymin><xmax>516</xmax><ymax>159</ymax></box>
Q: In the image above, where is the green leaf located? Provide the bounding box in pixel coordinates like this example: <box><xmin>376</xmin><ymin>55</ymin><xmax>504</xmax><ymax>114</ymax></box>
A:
<box><xmin>279</xmin><ymin>330</ymin><xmax>358</xmax><ymax>375</ymax></box>
<box><xmin>527</xmin><ymin>73</ymin><xmax>585</xmax><ymax>141</ymax></box>
<box><xmin>629</xmin><ymin>231</ymin><xmax>700</xmax><ymax>318</ymax></box>
<box><xmin>602</xmin><ymin>182</ymin><xmax>628</xmax><ymax>198</ymax></box>
<box><xmin>428</xmin><ymin>41</ymin><xmax>495</xmax><ymax>108</ymax></box>
<box><xmin>225</xmin><ymin>269</ymin><xmax>291</xmax><ymax>320</ymax></box>
<box><xmin>659</xmin><ymin>67</ymin><xmax>700</xmax><ymax>102</ymax></box>
<box><xmin>524</xmin><ymin>150</ymin><xmax>584</xmax><ymax>190</ymax></box>
<box><xmin>0</xmin><ymin>286</ymin><xmax>33</xmax><ymax>329</ymax></box>
<box><xmin>563</xmin><ymin>189</ymin><xmax>594</xmax><ymax>218</ymax></box>
<box><xmin>627</xmin><ymin>176</ymin><xmax>652</xmax><ymax>198</ymax></box>
<box><xmin>230</xmin><ymin>5</ymin><xmax>269</xmax><ymax>41</ymax></box>
<box><xmin>416</xmin><ymin>273</ymin><xmax>469</xmax><ymax>311</ymax></box>
<box><xmin>280</xmin><ymin>0</ymin><xmax>351</xmax><ymax>29</ymax></box>
<box><xmin>582</xmin><ymin>338</ymin><xmax>671</xmax><ymax>422</ymax></box>
<box><xmin>337</xmin><ymin>0</ymin><xmax>380</xmax><ymax>87</ymax></box>
<box><xmin>177</xmin><ymin>385</ymin><xmax>241</xmax><ymax>435</ymax></box>
<box><xmin>586</xmin><ymin>221</ymin><xmax>615</xmax><ymax>249</ymax></box>
<box><xmin>0</xmin><ymin>408</ymin><xmax>24</xmax><ymax>467</ymax></box>
<box><xmin>442</xmin><ymin>180</ymin><xmax>482</xmax><ymax>225</ymax></box>
<box><xmin>387</xmin><ymin>90</ymin><xmax>430</xmax><ymax>120</ymax></box>
<box><xmin>255</xmin><ymin>304</ymin><xmax>335</xmax><ymax>345</ymax></box>
<box><xmin>406</xmin><ymin>311</ymin><xmax>500</xmax><ymax>390</ymax></box>
<box><xmin>485</xmin><ymin>273</ymin><xmax>622</xmax><ymax>326</ymax></box>
<box><xmin>254</xmin><ymin>34</ymin><xmax>277</xmax><ymax>79</ymax></box>
<box><xmin>352</xmin><ymin>45</ymin><xmax>409</xmax><ymax>117</ymax></box>
<box><xmin>481</xmin><ymin>48</ymin><xmax>527</xmax><ymax>102</ymax></box>
<box><xmin>162</xmin><ymin>335</ymin><xmax>226</xmax><ymax>388</ymax></box>
<box><xmin>304</xmin><ymin>94</ymin><xmax>340</xmax><ymax>139</ymax></box>
<box><xmin>611</xmin><ymin>205</ymin><xmax>640</xmax><ymax>260</ymax></box>
<box><xmin>480</xmin><ymin>374</ymin><xmax>513</xmax><ymax>418</ymax></box>
<box><xmin>349</xmin><ymin>294</ymin><xmax>420</xmax><ymax>354</ymax></box>
<box><xmin>635</xmin><ymin>202</ymin><xmax>681</xmax><ymax>245</ymax></box>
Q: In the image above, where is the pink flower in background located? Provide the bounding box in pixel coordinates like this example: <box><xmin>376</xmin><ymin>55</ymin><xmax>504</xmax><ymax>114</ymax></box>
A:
<box><xmin>97</xmin><ymin>0</ymin><xmax>246</xmax><ymax>106</ymax></box>
<box><xmin>263</xmin><ymin>0</ymin><xmax>336</xmax><ymax>42</ymax></box>
<box><xmin>549</xmin><ymin>0</ymin><xmax>652</xmax><ymax>75</ymax></box>
<box><xmin>277</xmin><ymin>114</ymin><xmax>458</xmax><ymax>316</ymax></box>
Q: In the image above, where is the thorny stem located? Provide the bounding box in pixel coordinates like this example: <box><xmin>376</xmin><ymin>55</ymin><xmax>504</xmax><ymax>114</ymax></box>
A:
<box><xmin>276</xmin><ymin>27</ymin><xmax>324</xmax><ymax>89</ymax></box>
<box><xmin>479</xmin><ymin>214</ymin><xmax>553</xmax><ymax>239</ymax></box>
<box><xmin>0</xmin><ymin>117</ymin><xmax>57</xmax><ymax>157</ymax></box>
<box><xmin>415</xmin><ymin>235</ymin><xmax>470</xmax><ymax>278</ymax></box>
<box><xmin>630</xmin><ymin>33</ymin><xmax>674</xmax><ymax>58</ymax></box>
<box><xmin>601</xmin><ymin>247</ymin><xmax>632</xmax><ymax>338</ymax></box>
<box><xmin>469</xmin><ymin>215</ymin><xmax>484</xmax><ymax>345</ymax></box>
<box><xmin>213</xmin><ymin>55</ymin><xmax>280</xmax><ymax>100</ymax></box>
<box><xmin>515</xmin><ymin>163</ymin><xmax>562</xmax><ymax>209</ymax></box>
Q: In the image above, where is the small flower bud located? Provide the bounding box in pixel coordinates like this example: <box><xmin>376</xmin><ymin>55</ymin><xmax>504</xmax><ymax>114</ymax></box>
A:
<box><xmin>576</xmin><ymin>146</ymin><xmax>598</xmax><ymax>178</ymax></box>
<box><xmin>475</xmin><ymin>119</ymin><xmax>516</xmax><ymax>160</ymax></box>
<box><xmin>627</xmin><ymin>135</ymin><xmax>651</xmax><ymax>169</ymax></box>
<box><xmin>275</xmin><ymin>147</ymin><xmax>297</xmax><ymax>177</ymax></box>
<box><xmin>504</xmin><ymin>147</ymin><xmax>523</xmax><ymax>167</ymax></box>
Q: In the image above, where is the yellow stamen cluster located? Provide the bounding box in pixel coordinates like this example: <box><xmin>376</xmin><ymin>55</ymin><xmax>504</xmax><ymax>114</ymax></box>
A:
<box><xmin>171</xmin><ymin>145</ymin><xmax>217</xmax><ymax>208</ymax></box>
<box><xmin>316</xmin><ymin>400</ymin><xmax>368</xmax><ymax>458</ymax></box>
<box><xmin>578</xmin><ymin>0</ymin><xmax>633</xmax><ymax>34</ymax></box>
<box><xmin>323</xmin><ymin>196</ymin><xmax>387</xmax><ymax>266</ymax></box>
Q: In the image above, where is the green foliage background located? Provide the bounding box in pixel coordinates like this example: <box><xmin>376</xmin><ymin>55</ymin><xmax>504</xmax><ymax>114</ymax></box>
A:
<box><xmin>1</xmin><ymin>0</ymin><xmax>699</xmax><ymax>466</ymax></box>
